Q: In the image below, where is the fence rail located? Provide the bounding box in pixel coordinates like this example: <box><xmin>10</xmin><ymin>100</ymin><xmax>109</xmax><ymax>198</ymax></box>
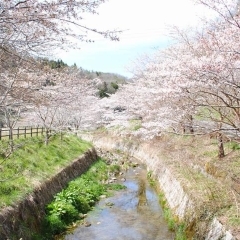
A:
<box><xmin>0</xmin><ymin>127</ymin><xmax>50</xmax><ymax>140</ymax></box>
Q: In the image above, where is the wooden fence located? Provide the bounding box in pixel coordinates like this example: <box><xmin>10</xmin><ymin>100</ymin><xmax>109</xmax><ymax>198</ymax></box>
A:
<box><xmin>0</xmin><ymin>126</ymin><xmax>51</xmax><ymax>140</ymax></box>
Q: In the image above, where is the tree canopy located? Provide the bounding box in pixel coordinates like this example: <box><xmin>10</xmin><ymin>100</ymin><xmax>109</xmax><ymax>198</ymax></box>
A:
<box><xmin>0</xmin><ymin>0</ymin><xmax>119</xmax><ymax>59</ymax></box>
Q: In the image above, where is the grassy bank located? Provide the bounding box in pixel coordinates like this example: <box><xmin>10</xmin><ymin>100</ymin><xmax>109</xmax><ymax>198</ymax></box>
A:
<box><xmin>160</xmin><ymin>134</ymin><xmax>240</xmax><ymax>236</ymax></box>
<box><xmin>150</xmin><ymin>134</ymin><xmax>240</xmax><ymax>238</ymax></box>
<box><xmin>0</xmin><ymin>134</ymin><xmax>92</xmax><ymax>208</ymax></box>
<box><xmin>146</xmin><ymin>134</ymin><xmax>240</xmax><ymax>238</ymax></box>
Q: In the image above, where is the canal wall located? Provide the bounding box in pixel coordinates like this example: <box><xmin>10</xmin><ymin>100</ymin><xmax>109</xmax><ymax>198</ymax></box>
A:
<box><xmin>0</xmin><ymin>148</ymin><xmax>98</xmax><ymax>240</ymax></box>
<box><xmin>79</xmin><ymin>133</ymin><xmax>236</xmax><ymax>240</ymax></box>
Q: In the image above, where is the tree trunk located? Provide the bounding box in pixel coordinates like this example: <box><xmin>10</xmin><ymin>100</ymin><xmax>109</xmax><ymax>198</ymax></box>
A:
<box><xmin>217</xmin><ymin>132</ymin><xmax>225</xmax><ymax>158</ymax></box>
<box><xmin>188</xmin><ymin>115</ymin><xmax>194</xmax><ymax>134</ymax></box>
<box><xmin>9</xmin><ymin>127</ymin><xmax>14</xmax><ymax>153</ymax></box>
<box><xmin>45</xmin><ymin>129</ymin><xmax>49</xmax><ymax>145</ymax></box>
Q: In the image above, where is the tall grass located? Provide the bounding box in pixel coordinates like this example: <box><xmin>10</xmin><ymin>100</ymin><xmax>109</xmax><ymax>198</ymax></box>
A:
<box><xmin>0</xmin><ymin>134</ymin><xmax>92</xmax><ymax>208</ymax></box>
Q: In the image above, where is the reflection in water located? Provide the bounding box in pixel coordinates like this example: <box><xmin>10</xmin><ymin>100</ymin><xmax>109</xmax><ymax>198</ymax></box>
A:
<box><xmin>65</xmin><ymin>163</ymin><xmax>174</xmax><ymax>240</ymax></box>
<box><xmin>137</xmin><ymin>176</ymin><xmax>148</xmax><ymax>210</ymax></box>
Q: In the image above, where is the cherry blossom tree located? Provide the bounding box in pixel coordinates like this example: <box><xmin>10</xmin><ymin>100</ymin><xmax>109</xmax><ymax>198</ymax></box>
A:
<box><xmin>0</xmin><ymin>0</ymin><xmax>120</xmax><ymax>60</ymax></box>
<box><xmin>0</xmin><ymin>0</ymin><xmax>120</xmax><ymax>136</ymax></box>
<box><xmin>23</xmin><ymin>65</ymin><xmax>101</xmax><ymax>143</ymax></box>
<box><xmin>102</xmin><ymin>0</ymin><xmax>240</xmax><ymax>158</ymax></box>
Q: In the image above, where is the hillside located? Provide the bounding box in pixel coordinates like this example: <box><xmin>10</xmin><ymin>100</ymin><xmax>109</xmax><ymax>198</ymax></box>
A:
<box><xmin>0</xmin><ymin>58</ymin><xmax>128</xmax><ymax>129</ymax></box>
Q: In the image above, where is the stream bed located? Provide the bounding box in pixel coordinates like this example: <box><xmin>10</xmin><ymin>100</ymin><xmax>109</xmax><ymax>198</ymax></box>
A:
<box><xmin>64</xmin><ymin>162</ymin><xmax>175</xmax><ymax>240</ymax></box>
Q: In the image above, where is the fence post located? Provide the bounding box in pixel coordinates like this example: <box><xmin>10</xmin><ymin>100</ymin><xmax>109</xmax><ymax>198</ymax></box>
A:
<box><xmin>0</xmin><ymin>126</ymin><xmax>50</xmax><ymax>140</ymax></box>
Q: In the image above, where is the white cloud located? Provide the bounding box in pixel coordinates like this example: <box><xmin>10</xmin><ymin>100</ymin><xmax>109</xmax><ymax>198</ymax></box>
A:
<box><xmin>56</xmin><ymin>0</ymin><xmax>214</xmax><ymax>76</ymax></box>
<box><xmin>80</xmin><ymin>0</ymin><xmax>208</xmax><ymax>44</ymax></box>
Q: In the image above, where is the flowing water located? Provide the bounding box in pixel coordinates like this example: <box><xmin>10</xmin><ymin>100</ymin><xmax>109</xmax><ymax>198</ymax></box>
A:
<box><xmin>65</xmin><ymin>163</ymin><xmax>175</xmax><ymax>240</ymax></box>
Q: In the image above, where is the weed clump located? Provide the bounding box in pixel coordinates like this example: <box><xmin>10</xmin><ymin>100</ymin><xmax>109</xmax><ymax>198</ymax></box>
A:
<box><xmin>158</xmin><ymin>193</ymin><xmax>188</xmax><ymax>240</ymax></box>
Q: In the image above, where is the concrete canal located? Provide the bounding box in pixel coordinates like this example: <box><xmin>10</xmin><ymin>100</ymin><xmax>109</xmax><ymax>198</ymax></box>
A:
<box><xmin>64</xmin><ymin>162</ymin><xmax>174</xmax><ymax>240</ymax></box>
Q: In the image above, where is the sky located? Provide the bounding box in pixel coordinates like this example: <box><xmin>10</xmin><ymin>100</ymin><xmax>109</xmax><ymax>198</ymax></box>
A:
<box><xmin>57</xmin><ymin>0</ymin><xmax>210</xmax><ymax>78</ymax></box>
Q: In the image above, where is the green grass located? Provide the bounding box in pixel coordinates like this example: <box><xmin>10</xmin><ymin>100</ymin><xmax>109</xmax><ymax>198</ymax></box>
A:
<box><xmin>0</xmin><ymin>134</ymin><xmax>92</xmax><ymax>208</ymax></box>
<box><xmin>147</xmin><ymin>170</ymin><xmax>157</xmax><ymax>187</ymax></box>
<box><xmin>225</xmin><ymin>141</ymin><xmax>240</xmax><ymax>150</ymax></box>
<box><xmin>229</xmin><ymin>215</ymin><xmax>240</xmax><ymax>227</ymax></box>
<box><xmin>129</xmin><ymin>119</ymin><xmax>142</xmax><ymax>131</ymax></box>
<box><xmin>194</xmin><ymin>107</ymin><xmax>221</xmax><ymax>121</ymax></box>
<box><xmin>158</xmin><ymin>193</ymin><xmax>188</xmax><ymax>240</ymax></box>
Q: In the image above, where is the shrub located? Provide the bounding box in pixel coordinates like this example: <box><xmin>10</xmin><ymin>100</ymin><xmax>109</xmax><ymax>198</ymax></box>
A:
<box><xmin>73</xmin><ymin>196</ymin><xmax>91</xmax><ymax>213</ymax></box>
<box><xmin>44</xmin><ymin>213</ymin><xmax>66</xmax><ymax>235</ymax></box>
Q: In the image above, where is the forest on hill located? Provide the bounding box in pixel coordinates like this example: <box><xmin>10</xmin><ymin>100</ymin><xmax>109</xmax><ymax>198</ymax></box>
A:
<box><xmin>0</xmin><ymin>56</ymin><xmax>127</xmax><ymax>132</ymax></box>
